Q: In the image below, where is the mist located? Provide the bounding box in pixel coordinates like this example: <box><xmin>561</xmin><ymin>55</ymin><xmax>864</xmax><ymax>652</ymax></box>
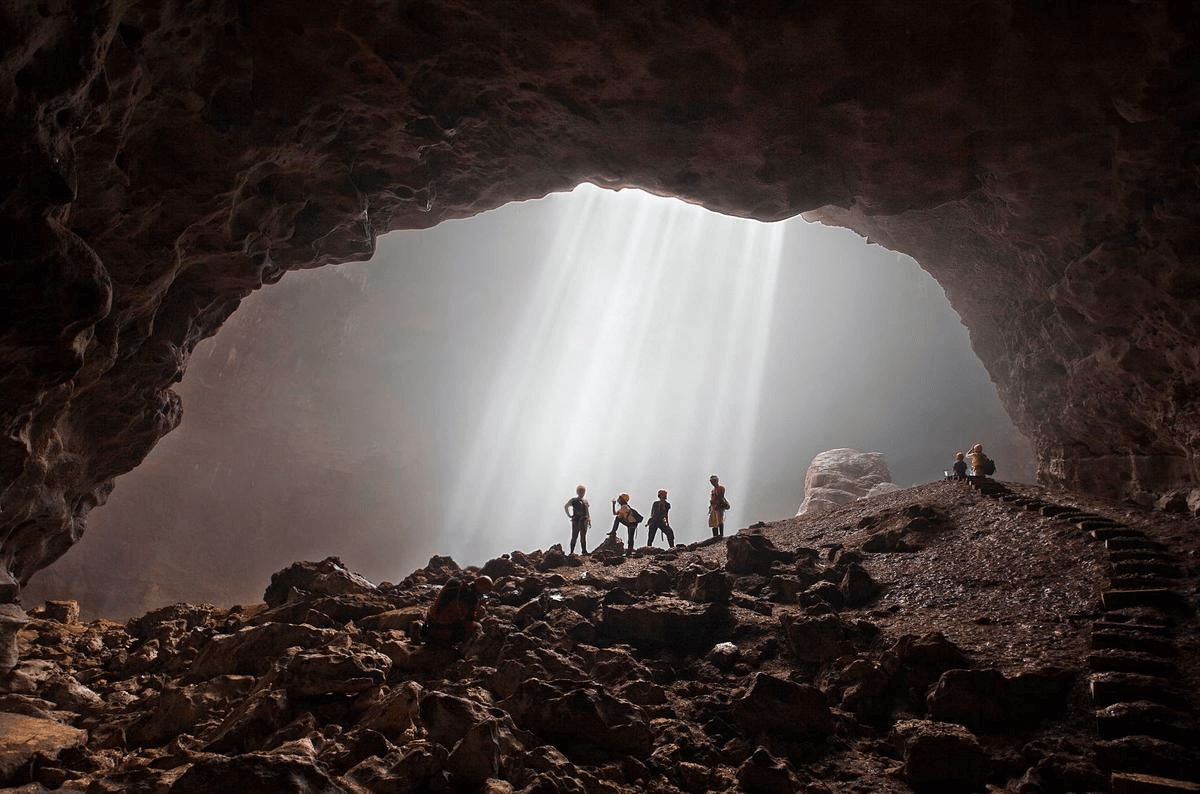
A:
<box><xmin>25</xmin><ymin>185</ymin><xmax>1034</xmax><ymax>618</ymax></box>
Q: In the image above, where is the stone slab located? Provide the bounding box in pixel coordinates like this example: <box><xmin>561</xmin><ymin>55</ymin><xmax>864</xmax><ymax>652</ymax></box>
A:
<box><xmin>1111</xmin><ymin>772</ymin><xmax>1200</xmax><ymax>794</ymax></box>
<box><xmin>0</xmin><ymin>712</ymin><xmax>87</xmax><ymax>779</ymax></box>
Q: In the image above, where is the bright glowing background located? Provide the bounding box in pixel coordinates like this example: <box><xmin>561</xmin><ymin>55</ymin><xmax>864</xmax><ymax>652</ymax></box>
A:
<box><xmin>442</xmin><ymin>184</ymin><xmax>786</xmax><ymax>548</ymax></box>
<box><xmin>25</xmin><ymin>184</ymin><xmax>1034</xmax><ymax>618</ymax></box>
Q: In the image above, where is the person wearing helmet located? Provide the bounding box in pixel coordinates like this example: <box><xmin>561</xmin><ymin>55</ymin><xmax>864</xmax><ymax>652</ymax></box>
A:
<box><xmin>708</xmin><ymin>474</ymin><xmax>729</xmax><ymax>537</ymax></box>
<box><xmin>564</xmin><ymin>484</ymin><xmax>591</xmax><ymax>555</ymax></box>
<box><xmin>418</xmin><ymin>575</ymin><xmax>493</xmax><ymax>645</ymax></box>
<box><xmin>647</xmin><ymin>489</ymin><xmax>674</xmax><ymax>547</ymax></box>
<box><xmin>610</xmin><ymin>493</ymin><xmax>642</xmax><ymax>557</ymax></box>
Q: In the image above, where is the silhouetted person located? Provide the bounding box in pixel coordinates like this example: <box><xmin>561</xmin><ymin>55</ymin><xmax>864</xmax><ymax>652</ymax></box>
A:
<box><xmin>952</xmin><ymin>452</ymin><xmax>967</xmax><ymax>479</ymax></box>
<box><xmin>564</xmin><ymin>484</ymin><xmax>591</xmax><ymax>555</ymax></box>
<box><xmin>417</xmin><ymin>575</ymin><xmax>493</xmax><ymax>645</ymax></box>
<box><xmin>647</xmin><ymin>489</ymin><xmax>674</xmax><ymax>547</ymax></box>
<box><xmin>968</xmin><ymin>442</ymin><xmax>995</xmax><ymax>477</ymax></box>
<box><xmin>709</xmin><ymin>474</ymin><xmax>728</xmax><ymax>537</ymax></box>
<box><xmin>610</xmin><ymin>493</ymin><xmax>641</xmax><ymax>557</ymax></box>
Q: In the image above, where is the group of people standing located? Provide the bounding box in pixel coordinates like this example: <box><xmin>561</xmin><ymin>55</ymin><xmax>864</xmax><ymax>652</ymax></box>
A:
<box><xmin>563</xmin><ymin>474</ymin><xmax>730</xmax><ymax>557</ymax></box>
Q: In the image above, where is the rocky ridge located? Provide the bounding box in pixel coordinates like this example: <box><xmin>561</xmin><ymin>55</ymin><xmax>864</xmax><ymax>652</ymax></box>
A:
<box><xmin>2</xmin><ymin>1</ymin><xmax>1200</xmax><ymax>602</ymax></box>
<box><xmin>3</xmin><ymin>480</ymin><xmax>1196</xmax><ymax>792</ymax></box>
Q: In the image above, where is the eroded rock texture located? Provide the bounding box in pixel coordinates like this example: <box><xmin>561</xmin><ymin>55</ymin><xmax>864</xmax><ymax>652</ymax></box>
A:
<box><xmin>1</xmin><ymin>2</ymin><xmax>1198</xmax><ymax>596</ymax></box>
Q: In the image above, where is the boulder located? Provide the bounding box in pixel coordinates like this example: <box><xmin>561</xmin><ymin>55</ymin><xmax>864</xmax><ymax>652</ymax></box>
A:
<box><xmin>500</xmin><ymin>678</ymin><xmax>652</xmax><ymax>762</ymax></box>
<box><xmin>358</xmin><ymin>681</ymin><xmax>424</xmax><ymax>740</ymax></box>
<box><xmin>598</xmin><ymin>597</ymin><xmax>729</xmax><ymax>651</ymax></box>
<box><xmin>446</xmin><ymin>719</ymin><xmax>502</xmax><ymax>787</ymax></box>
<box><xmin>928</xmin><ymin>667</ymin><xmax>1075</xmax><ymax>732</ymax></box>
<box><xmin>279</xmin><ymin>641</ymin><xmax>391</xmax><ymax>696</ymax></box>
<box><xmin>726</xmin><ymin>534</ymin><xmax>794</xmax><ymax>575</ymax></box>
<box><xmin>888</xmin><ymin>632</ymin><xmax>971</xmax><ymax>695</ymax></box>
<box><xmin>536</xmin><ymin>545</ymin><xmax>569</xmax><ymax>571</ymax></box>
<box><xmin>782</xmin><ymin>614</ymin><xmax>877</xmax><ymax>664</ymax></box>
<box><xmin>169</xmin><ymin>751</ymin><xmax>343</xmax><ymax>794</ymax></box>
<box><xmin>895</xmin><ymin>719</ymin><xmax>990</xmax><ymax>792</ymax></box>
<box><xmin>263</xmin><ymin>557</ymin><xmax>375</xmax><ymax>608</ymax></box>
<box><xmin>0</xmin><ymin>713</ymin><xmax>87</xmax><ymax>782</ymax></box>
<box><xmin>128</xmin><ymin>676</ymin><xmax>257</xmax><ymax>747</ymax></box>
<box><xmin>41</xmin><ymin>600</ymin><xmax>79</xmax><ymax>625</ymax></box>
<box><xmin>186</xmin><ymin>623</ymin><xmax>342</xmax><ymax>680</ymax></box>
<box><xmin>796</xmin><ymin>449</ymin><xmax>896</xmax><ymax>516</ymax></box>
<box><xmin>736</xmin><ymin>747</ymin><xmax>798</xmax><ymax>794</ymax></box>
<box><xmin>838</xmin><ymin>563</ymin><xmax>881</xmax><ymax>607</ymax></box>
<box><xmin>732</xmin><ymin>673</ymin><xmax>832</xmax><ymax>740</ymax></box>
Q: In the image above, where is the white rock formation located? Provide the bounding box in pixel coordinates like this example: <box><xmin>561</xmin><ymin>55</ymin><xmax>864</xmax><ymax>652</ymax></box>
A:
<box><xmin>796</xmin><ymin>449</ymin><xmax>896</xmax><ymax>516</ymax></box>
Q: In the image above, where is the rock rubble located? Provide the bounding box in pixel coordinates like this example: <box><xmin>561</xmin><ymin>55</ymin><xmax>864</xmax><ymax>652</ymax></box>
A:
<box><xmin>5</xmin><ymin>481</ymin><xmax>1195</xmax><ymax>792</ymax></box>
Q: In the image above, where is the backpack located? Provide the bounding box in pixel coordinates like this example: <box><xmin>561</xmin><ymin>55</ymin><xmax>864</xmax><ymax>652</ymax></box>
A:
<box><xmin>627</xmin><ymin>508</ymin><xmax>643</xmax><ymax>525</ymax></box>
<box><xmin>981</xmin><ymin>456</ymin><xmax>996</xmax><ymax>476</ymax></box>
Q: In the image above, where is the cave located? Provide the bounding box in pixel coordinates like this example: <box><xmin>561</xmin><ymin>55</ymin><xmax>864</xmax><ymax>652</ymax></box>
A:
<box><xmin>2</xmin><ymin>0</ymin><xmax>1199</xmax><ymax>609</ymax></box>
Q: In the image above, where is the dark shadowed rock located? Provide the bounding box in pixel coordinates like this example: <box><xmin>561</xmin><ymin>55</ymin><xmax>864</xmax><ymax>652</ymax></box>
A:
<box><xmin>736</xmin><ymin>747</ymin><xmax>798</xmax><ymax>794</ymax></box>
<box><xmin>928</xmin><ymin>667</ymin><xmax>1076</xmax><ymax>733</ymax></box>
<box><xmin>169</xmin><ymin>751</ymin><xmax>342</xmax><ymax>794</ymax></box>
<box><xmin>279</xmin><ymin>641</ymin><xmax>391</xmax><ymax>696</ymax></box>
<box><xmin>727</xmin><ymin>534</ymin><xmax>795</xmax><ymax>575</ymax></box>
<box><xmin>0</xmin><ymin>713</ymin><xmax>87</xmax><ymax>782</ymax></box>
<box><xmin>537</xmin><ymin>545</ymin><xmax>569</xmax><ymax>572</ymax></box>
<box><xmin>446</xmin><ymin>719</ymin><xmax>502</xmax><ymax>787</ymax></box>
<box><xmin>838</xmin><ymin>563</ymin><xmax>880</xmax><ymax>607</ymax></box>
<box><xmin>598</xmin><ymin>597</ymin><xmax>729</xmax><ymax>651</ymax></box>
<box><xmin>732</xmin><ymin>673</ymin><xmax>832</xmax><ymax>740</ymax></box>
<box><xmin>128</xmin><ymin>676</ymin><xmax>256</xmax><ymax>748</ymax></box>
<box><xmin>500</xmin><ymin>678</ymin><xmax>652</xmax><ymax>762</ymax></box>
<box><xmin>781</xmin><ymin>614</ymin><xmax>871</xmax><ymax>664</ymax></box>
<box><xmin>262</xmin><ymin>557</ymin><xmax>375</xmax><ymax>608</ymax></box>
<box><xmin>186</xmin><ymin>623</ymin><xmax>341</xmax><ymax>680</ymax></box>
<box><xmin>895</xmin><ymin>719</ymin><xmax>990</xmax><ymax>793</ymax></box>
<box><xmin>889</xmin><ymin>632</ymin><xmax>971</xmax><ymax>695</ymax></box>
<box><xmin>343</xmin><ymin>741</ymin><xmax>451</xmax><ymax>793</ymax></box>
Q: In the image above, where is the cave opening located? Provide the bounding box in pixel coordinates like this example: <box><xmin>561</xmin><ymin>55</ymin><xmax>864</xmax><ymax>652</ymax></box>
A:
<box><xmin>25</xmin><ymin>184</ymin><xmax>1034</xmax><ymax>620</ymax></box>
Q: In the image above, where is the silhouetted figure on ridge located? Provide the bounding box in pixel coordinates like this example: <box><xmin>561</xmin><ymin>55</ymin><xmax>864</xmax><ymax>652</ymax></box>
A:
<box><xmin>610</xmin><ymin>492</ymin><xmax>642</xmax><ymax>557</ymax></box>
<box><xmin>709</xmin><ymin>474</ymin><xmax>729</xmax><ymax>537</ymax></box>
<box><xmin>647</xmin><ymin>489</ymin><xmax>674</xmax><ymax>547</ymax></box>
<box><xmin>952</xmin><ymin>451</ymin><xmax>968</xmax><ymax>479</ymax></box>
<box><xmin>564</xmin><ymin>484</ymin><xmax>591</xmax><ymax>555</ymax></box>
<box><xmin>967</xmin><ymin>442</ymin><xmax>996</xmax><ymax>477</ymax></box>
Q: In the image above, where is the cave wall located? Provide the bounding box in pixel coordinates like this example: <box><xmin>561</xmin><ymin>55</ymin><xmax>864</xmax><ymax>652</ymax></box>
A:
<box><xmin>1</xmin><ymin>0</ymin><xmax>1197</xmax><ymax>598</ymax></box>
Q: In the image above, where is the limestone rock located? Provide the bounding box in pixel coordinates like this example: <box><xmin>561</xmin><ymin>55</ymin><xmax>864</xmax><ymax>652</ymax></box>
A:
<box><xmin>598</xmin><ymin>597</ymin><xmax>729</xmax><ymax>651</ymax></box>
<box><xmin>186</xmin><ymin>623</ymin><xmax>342</xmax><ymax>680</ymax></box>
<box><xmin>895</xmin><ymin>719</ymin><xmax>991</xmax><ymax>792</ymax></box>
<box><xmin>1</xmin><ymin>0</ymin><xmax>1199</xmax><ymax>604</ymax></box>
<box><xmin>726</xmin><ymin>534</ymin><xmax>795</xmax><ymax>575</ymax></box>
<box><xmin>262</xmin><ymin>557</ymin><xmax>375</xmax><ymax>608</ymax></box>
<box><xmin>732</xmin><ymin>673</ymin><xmax>833</xmax><ymax>740</ymax></box>
<box><xmin>797</xmin><ymin>449</ymin><xmax>896</xmax><ymax>516</ymax></box>
<box><xmin>0</xmin><ymin>713</ymin><xmax>87</xmax><ymax>782</ymax></box>
<box><xmin>169</xmin><ymin>751</ymin><xmax>343</xmax><ymax>794</ymax></box>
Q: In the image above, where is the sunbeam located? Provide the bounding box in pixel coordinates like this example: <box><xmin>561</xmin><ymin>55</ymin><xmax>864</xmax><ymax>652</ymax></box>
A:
<box><xmin>444</xmin><ymin>184</ymin><xmax>788</xmax><ymax>557</ymax></box>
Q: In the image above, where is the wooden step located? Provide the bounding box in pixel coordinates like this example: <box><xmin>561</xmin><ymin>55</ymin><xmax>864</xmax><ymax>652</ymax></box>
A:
<box><xmin>1106</xmin><ymin>537</ymin><xmax>1167</xmax><ymax>551</ymax></box>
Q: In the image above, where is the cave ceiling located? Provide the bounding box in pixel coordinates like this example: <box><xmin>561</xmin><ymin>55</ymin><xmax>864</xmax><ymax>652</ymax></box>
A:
<box><xmin>1</xmin><ymin>0</ymin><xmax>1197</xmax><ymax>597</ymax></box>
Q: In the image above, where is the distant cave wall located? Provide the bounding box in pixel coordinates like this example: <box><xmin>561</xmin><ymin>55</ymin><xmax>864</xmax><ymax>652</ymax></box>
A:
<box><xmin>1</xmin><ymin>1</ymin><xmax>1197</xmax><ymax>596</ymax></box>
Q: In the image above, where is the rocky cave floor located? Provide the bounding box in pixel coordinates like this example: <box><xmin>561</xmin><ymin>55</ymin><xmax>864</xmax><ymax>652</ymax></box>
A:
<box><xmin>2</xmin><ymin>479</ymin><xmax>1197</xmax><ymax>793</ymax></box>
